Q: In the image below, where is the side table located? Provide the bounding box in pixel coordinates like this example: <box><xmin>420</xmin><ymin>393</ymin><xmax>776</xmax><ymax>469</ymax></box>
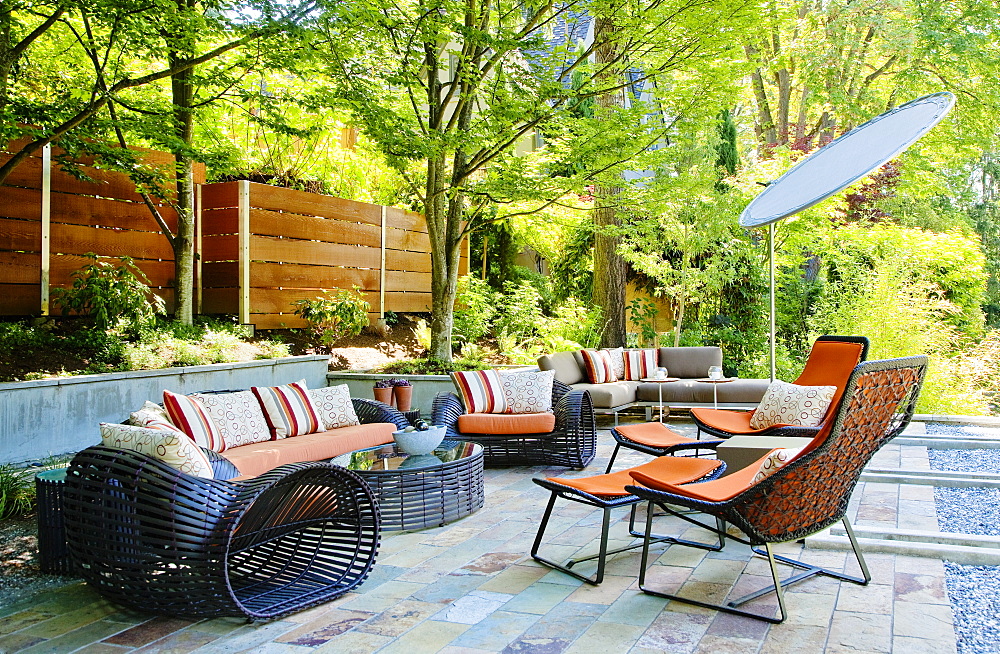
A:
<box><xmin>35</xmin><ymin>468</ymin><xmax>72</xmax><ymax>574</ymax></box>
<box><xmin>696</xmin><ymin>377</ymin><xmax>735</xmax><ymax>410</ymax></box>
<box><xmin>640</xmin><ymin>377</ymin><xmax>679</xmax><ymax>422</ymax></box>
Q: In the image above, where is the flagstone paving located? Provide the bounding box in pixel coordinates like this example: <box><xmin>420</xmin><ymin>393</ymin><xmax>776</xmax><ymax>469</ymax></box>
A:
<box><xmin>0</xmin><ymin>416</ymin><xmax>959</xmax><ymax>653</ymax></box>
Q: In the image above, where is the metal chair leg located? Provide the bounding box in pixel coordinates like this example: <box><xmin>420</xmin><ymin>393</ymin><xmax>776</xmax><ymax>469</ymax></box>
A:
<box><xmin>605</xmin><ymin>443</ymin><xmax>622</xmax><ymax>474</ymax></box>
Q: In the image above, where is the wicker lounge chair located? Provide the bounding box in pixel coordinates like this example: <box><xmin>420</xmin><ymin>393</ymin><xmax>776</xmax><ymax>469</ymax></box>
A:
<box><xmin>63</xmin><ymin>445</ymin><xmax>381</xmax><ymax>620</ymax></box>
<box><xmin>625</xmin><ymin>355</ymin><xmax>927</xmax><ymax>623</ymax></box>
<box><xmin>431</xmin><ymin>380</ymin><xmax>596</xmax><ymax>468</ymax></box>
<box><xmin>691</xmin><ymin>335</ymin><xmax>870</xmax><ymax>440</ymax></box>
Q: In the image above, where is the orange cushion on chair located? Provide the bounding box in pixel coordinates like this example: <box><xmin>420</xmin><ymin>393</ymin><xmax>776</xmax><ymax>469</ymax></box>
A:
<box><xmin>548</xmin><ymin>455</ymin><xmax>723</xmax><ymax>497</ymax></box>
<box><xmin>457</xmin><ymin>412</ymin><xmax>557</xmax><ymax>435</ymax></box>
<box><xmin>615</xmin><ymin>421</ymin><xmax>701</xmax><ymax>447</ymax></box>
<box><xmin>629</xmin><ymin>450</ymin><xmax>777</xmax><ymax>503</ymax></box>
<box><xmin>795</xmin><ymin>340</ymin><xmax>864</xmax><ymax>413</ymax></box>
<box><xmin>689</xmin><ymin>407</ymin><xmax>791</xmax><ymax>435</ymax></box>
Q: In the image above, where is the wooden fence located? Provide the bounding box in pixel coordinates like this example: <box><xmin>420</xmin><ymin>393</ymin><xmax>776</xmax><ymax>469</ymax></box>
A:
<box><xmin>0</xmin><ymin>143</ymin><xmax>465</xmax><ymax>329</ymax></box>
<box><xmin>200</xmin><ymin>181</ymin><xmax>468</xmax><ymax>329</ymax></box>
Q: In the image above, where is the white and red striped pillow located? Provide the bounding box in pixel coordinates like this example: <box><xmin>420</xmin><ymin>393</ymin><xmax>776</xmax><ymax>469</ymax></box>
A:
<box><xmin>581</xmin><ymin>349</ymin><xmax>618</xmax><ymax>384</ymax></box>
<box><xmin>451</xmin><ymin>370</ymin><xmax>507</xmax><ymax>414</ymax></box>
<box><xmin>623</xmin><ymin>349</ymin><xmax>658</xmax><ymax>381</ymax></box>
<box><xmin>252</xmin><ymin>380</ymin><xmax>323</xmax><ymax>438</ymax></box>
<box><xmin>163</xmin><ymin>390</ymin><xmax>226</xmax><ymax>452</ymax></box>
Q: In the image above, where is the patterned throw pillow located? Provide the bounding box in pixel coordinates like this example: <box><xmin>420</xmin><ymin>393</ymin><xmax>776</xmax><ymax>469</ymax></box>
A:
<box><xmin>581</xmin><ymin>349</ymin><xmax>618</xmax><ymax>384</ymax></box>
<box><xmin>252</xmin><ymin>380</ymin><xmax>323</xmax><ymax>438</ymax></box>
<box><xmin>100</xmin><ymin>422</ymin><xmax>214</xmax><ymax>479</ymax></box>
<box><xmin>451</xmin><ymin>370</ymin><xmax>507</xmax><ymax>414</ymax></box>
<box><xmin>623</xmin><ymin>349</ymin><xmax>658</xmax><ymax>381</ymax></box>
<box><xmin>748</xmin><ymin>380</ymin><xmax>837</xmax><ymax>430</ymax></box>
<box><xmin>129</xmin><ymin>400</ymin><xmax>176</xmax><ymax>431</ymax></box>
<box><xmin>195</xmin><ymin>390</ymin><xmax>272</xmax><ymax>448</ymax></box>
<box><xmin>602</xmin><ymin>348</ymin><xmax>626</xmax><ymax>379</ymax></box>
<box><xmin>163</xmin><ymin>390</ymin><xmax>227</xmax><ymax>452</ymax></box>
<box><xmin>308</xmin><ymin>385</ymin><xmax>361</xmax><ymax>430</ymax></box>
<box><xmin>751</xmin><ymin>447</ymin><xmax>804</xmax><ymax>484</ymax></box>
<box><xmin>500</xmin><ymin>369</ymin><xmax>556</xmax><ymax>414</ymax></box>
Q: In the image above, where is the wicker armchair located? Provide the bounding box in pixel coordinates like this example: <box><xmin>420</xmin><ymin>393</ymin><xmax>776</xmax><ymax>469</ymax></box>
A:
<box><xmin>625</xmin><ymin>355</ymin><xmax>928</xmax><ymax>623</ymax></box>
<box><xmin>431</xmin><ymin>380</ymin><xmax>596</xmax><ymax>468</ymax></box>
<box><xmin>63</xmin><ymin>446</ymin><xmax>381</xmax><ymax>620</ymax></box>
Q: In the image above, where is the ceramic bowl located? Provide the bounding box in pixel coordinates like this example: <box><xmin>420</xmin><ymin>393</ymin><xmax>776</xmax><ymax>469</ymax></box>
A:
<box><xmin>392</xmin><ymin>425</ymin><xmax>446</xmax><ymax>455</ymax></box>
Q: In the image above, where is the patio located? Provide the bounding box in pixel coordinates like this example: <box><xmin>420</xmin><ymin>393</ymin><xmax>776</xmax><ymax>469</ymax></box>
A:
<box><xmin>0</xmin><ymin>416</ymin><xmax>962</xmax><ymax>654</ymax></box>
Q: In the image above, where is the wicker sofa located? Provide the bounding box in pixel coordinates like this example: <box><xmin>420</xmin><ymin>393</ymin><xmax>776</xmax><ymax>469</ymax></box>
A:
<box><xmin>538</xmin><ymin>347</ymin><xmax>771</xmax><ymax>418</ymax></box>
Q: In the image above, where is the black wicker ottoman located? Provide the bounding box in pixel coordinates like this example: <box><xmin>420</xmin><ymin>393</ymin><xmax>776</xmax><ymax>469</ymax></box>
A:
<box><xmin>330</xmin><ymin>441</ymin><xmax>484</xmax><ymax>531</ymax></box>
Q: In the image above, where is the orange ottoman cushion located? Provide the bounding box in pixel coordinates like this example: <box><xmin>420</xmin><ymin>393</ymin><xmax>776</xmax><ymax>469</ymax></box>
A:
<box><xmin>457</xmin><ymin>412</ymin><xmax>556</xmax><ymax>435</ymax></box>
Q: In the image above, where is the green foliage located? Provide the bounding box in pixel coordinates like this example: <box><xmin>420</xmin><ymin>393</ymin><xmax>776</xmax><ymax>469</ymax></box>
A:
<box><xmin>293</xmin><ymin>287</ymin><xmax>371</xmax><ymax>349</ymax></box>
<box><xmin>628</xmin><ymin>297</ymin><xmax>659</xmax><ymax>347</ymax></box>
<box><xmin>0</xmin><ymin>465</ymin><xmax>34</xmax><ymax>520</ymax></box>
<box><xmin>377</xmin><ymin>358</ymin><xmax>492</xmax><ymax>375</ymax></box>
<box><xmin>52</xmin><ymin>253</ymin><xmax>165</xmax><ymax>332</ymax></box>
<box><xmin>453</xmin><ymin>277</ymin><xmax>498</xmax><ymax>344</ymax></box>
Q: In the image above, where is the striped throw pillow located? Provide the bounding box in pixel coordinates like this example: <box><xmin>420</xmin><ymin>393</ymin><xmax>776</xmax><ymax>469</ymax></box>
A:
<box><xmin>252</xmin><ymin>380</ymin><xmax>323</xmax><ymax>438</ymax></box>
<box><xmin>623</xmin><ymin>349</ymin><xmax>658</xmax><ymax>381</ymax></box>
<box><xmin>163</xmin><ymin>390</ymin><xmax>226</xmax><ymax>452</ymax></box>
<box><xmin>451</xmin><ymin>370</ymin><xmax>507</xmax><ymax>414</ymax></box>
<box><xmin>581</xmin><ymin>349</ymin><xmax>618</xmax><ymax>384</ymax></box>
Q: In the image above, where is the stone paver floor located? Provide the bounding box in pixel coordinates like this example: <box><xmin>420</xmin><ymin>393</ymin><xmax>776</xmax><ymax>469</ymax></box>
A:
<box><xmin>0</xmin><ymin>416</ymin><xmax>958</xmax><ymax>653</ymax></box>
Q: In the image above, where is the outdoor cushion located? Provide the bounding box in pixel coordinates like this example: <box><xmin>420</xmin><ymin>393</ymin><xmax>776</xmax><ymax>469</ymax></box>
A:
<box><xmin>224</xmin><ymin>422</ymin><xmax>398</xmax><ymax>478</ymax></box>
<box><xmin>252</xmin><ymin>380</ymin><xmax>323</xmax><ymax>438</ymax></box>
<box><xmin>658</xmin><ymin>346</ymin><xmax>722</xmax><ymax>379</ymax></box>
<box><xmin>500</xmin><ymin>369</ymin><xmax>556</xmax><ymax>414</ymax></box>
<box><xmin>163</xmin><ymin>390</ymin><xmax>227</xmax><ymax>452</ymax></box>
<box><xmin>309</xmin><ymin>384</ymin><xmax>361</xmax><ymax>429</ymax></box>
<box><xmin>571</xmin><ymin>381</ymin><xmax>640</xmax><ymax>408</ymax></box>
<box><xmin>451</xmin><ymin>370</ymin><xmax>508</xmax><ymax>413</ymax></box>
<box><xmin>129</xmin><ymin>400</ymin><xmax>176</xmax><ymax>431</ymax></box>
<box><xmin>196</xmin><ymin>390</ymin><xmax>272</xmax><ymax>448</ymax></box>
<box><xmin>623</xmin><ymin>348</ymin><xmax>658</xmax><ymax>381</ymax></box>
<box><xmin>751</xmin><ymin>447</ymin><xmax>804</xmax><ymax>484</ymax></box>
<box><xmin>602</xmin><ymin>347</ymin><xmax>626</xmax><ymax>379</ymax></box>
<box><xmin>546</xmin><ymin>455</ymin><xmax>722</xmax><ymax>497</ymax></box>
<box><xmin>630</xmin><ymin>451</ymin><xmax>765</xmax><ymax>503</ymax></box>
<box><xmin>749</xmin><ymin>380</ymin><xmax>836</xmax><ymax>430</ymax></box>
<box><xmin>713</xmin><ymin>378</ymin><xmax>773</xmax><ymax>403</ymax></box>
<box><xmin>457</xmin><ymin>412</ymin><xmax>556</xmax><ymax>435</ymax></box>
<box><xmin>100</xmin><ymin>422</ymin><xmax>214</xmax><ymax>479</ymax></box>
<box><xmin>537</xmin><ymin>351</ymin><xmax>584</xmax><ymax>385</ymax></box>
<box><xmin>581</xmin><ymin>349</ymin><xmax>619</xmax><ymax>383</ymax></box>
<box><xmin>636</xmin><ymin>380</ymin><xmax>701</xmax><ymax>403</ymax></box>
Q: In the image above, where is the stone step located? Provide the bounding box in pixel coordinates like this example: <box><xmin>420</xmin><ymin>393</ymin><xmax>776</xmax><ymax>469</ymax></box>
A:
<box><xmin>805</xmin><ymin>532</ymin><xmax>1000</xmax><ymax>565</ymax></box>
<box><xmin>833</xmin><ymin>525</ymin><xmax>1000</xmax><ymax>549</ymax></box>
<box><xmin>860</xmin><ymin>468</ymin><xmax>1000</xmax><ymax>488</ymax></box>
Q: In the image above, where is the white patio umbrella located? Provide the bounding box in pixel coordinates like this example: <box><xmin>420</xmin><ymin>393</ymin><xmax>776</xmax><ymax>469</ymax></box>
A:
<box><xmin>739</xmin><ymin>92</ymin><xmax>956</xmax><ymax>380</ymax></box>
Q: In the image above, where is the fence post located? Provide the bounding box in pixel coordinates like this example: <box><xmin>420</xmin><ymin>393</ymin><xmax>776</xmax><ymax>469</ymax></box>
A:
<box><xmin>379</xmin><ymin>205</ymin><xmax>387</xmax><ymax>318</ymax></box>
<box><xmin>195</xmin><ymin>183</ymin><xmax>203</xmax><ymax>315</ymax></box>
<box><xmin>40</xmin><ymin>144</ymin><xmax>51</xmax><ymax>315</ymax></box>
<box><xmin>238</xmin><ymin>180</ymin><xmax>250</xmax><ymax>324</ymax></box>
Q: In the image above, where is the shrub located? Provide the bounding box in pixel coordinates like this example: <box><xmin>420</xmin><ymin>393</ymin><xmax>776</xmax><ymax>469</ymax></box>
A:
<box><xmin>292</xmin><ymin>287</ymin><xmax>371</xmax><ymax>349</ymax></box>
<box><xmin>453</xmin><ymin>276</ymin><xmax>497</xmax><ymax>343</ymax></box>
<box><xmin>0</xmin><ymin>465</ymin><xmax>34</xmax><ymax>519</ymax></box>
<box><xmin>52</xmin><ymin>253</ymin><xmax>165</xmax><ymax>332</ymax></box>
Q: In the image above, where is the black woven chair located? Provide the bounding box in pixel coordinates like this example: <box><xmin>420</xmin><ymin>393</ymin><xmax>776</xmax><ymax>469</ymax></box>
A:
<box><xmin>625</xmin><ymin>355</ymin><xmax>927</xmax><ymax>623</ymax></box>
<box><xmin>63</xmin><ymin>445</ymin><xmax>381</xmax><ymax>620</ymax></box>
<box><xmin>431</xmin><ymin>380</ymin><xmax>596</xmax><ymax>468</ymax></box>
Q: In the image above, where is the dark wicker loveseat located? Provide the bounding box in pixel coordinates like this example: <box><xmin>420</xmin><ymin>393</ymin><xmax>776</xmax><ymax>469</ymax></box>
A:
<box><xmin>431</xmin><ymin>380</ymin><xmax>596</xmax><ymax>468</ymax></box>
<box><xmin>63</xmin><ymin>446</ymin><xmax>381</xmax><ymax>620</ymax></box>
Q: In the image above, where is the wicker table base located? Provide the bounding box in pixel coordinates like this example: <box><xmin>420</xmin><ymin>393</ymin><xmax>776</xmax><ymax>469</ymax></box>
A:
<box><xmin>331</xmin><ymin>441</ymin><xmax>484</xmax><ymax>531</ymax></box>
<box><xmin>36</xmin><ymin>468</ymin><xmax>72</xmax><ymax>574</ymax></box>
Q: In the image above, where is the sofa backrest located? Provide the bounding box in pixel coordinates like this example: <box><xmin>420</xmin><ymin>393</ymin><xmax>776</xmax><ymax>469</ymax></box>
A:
<box><xmin>537</xmin><ymin>351</ymin><xmax>584</xmax><ymax>385</ymax></box>
<box><xmin>658</xmin><ymin>346</ymin><xmax>722</xmax><ymax>379</ymax></box>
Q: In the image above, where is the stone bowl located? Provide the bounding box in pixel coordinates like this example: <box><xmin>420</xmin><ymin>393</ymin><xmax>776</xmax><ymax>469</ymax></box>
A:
<box><xmin>392</xmin><ymin>425</ymin><xmax>446</xmax><ymax>455</ymax></box>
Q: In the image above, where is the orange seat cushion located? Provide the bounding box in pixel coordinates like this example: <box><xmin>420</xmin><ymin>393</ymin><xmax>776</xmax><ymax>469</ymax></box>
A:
<box><xmin>225</xmin><ymin>422</ymin><xmax>397</xmax><ymax>478</ymax></box>
<box><xmin>630</xmin><ymin>447</ymin><xmax>795</xmax><ymax>503</ymax></box>
<box><xmin>457</xmin><ymin>412</ymin><xmax>556</xmax><ymax>435</ymax></box>
<box><xmin>615</xmin><ymin>421</ymin><xmax>700</xmax><ymax>447</ymax></box>
<box><xmin>547</xmin><ymin>455</ymin><xmax>723</xmax><ymax>497</ymax></box>
<box><xmin>690</xmin><ymin>407</ymin><xmax>790</xmax><ymax>435</ymax></box>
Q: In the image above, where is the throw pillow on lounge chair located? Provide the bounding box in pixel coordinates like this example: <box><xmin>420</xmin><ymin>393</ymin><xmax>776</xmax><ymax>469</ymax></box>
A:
<box><xmin>748</xmin><ymin>380</ymin><xmax>836</xmax><ymax>430</ymax></box>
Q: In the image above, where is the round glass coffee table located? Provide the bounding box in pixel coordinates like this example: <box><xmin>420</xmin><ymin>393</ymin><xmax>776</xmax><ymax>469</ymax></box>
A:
<box><xmin>329</xmin><ymin>441</ymin><xmax>484</xmax><ymax>531</ymax></box>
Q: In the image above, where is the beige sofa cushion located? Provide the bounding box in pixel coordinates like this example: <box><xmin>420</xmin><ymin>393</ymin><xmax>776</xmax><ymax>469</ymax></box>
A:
<box><xmin>571</xmin><ymin>380</ymin><xmax>640</xmax><ymax>408</ymax></box>
<box><xmin>637</xmin><ymin>380</ymin><xmax>700</xmax><ymax>403</ymax></box>
<box><xmin>538</xmin><ymin>351</ymin><xmax>583</xmax><ymax>385</ymax></box>
<box><xmin>715</xmin><ymin>378</ymin><xmax>773</xmax><ymax>403</ymax></box>
<box><xmin>658</xmin><ymin>347</ymin><xmax>722</xmax><ymax>379</ymax></box>
<box><xmin>226</xmin><ymin>422</ymin><xmax>397</xmax><ymax>478</ymax></box>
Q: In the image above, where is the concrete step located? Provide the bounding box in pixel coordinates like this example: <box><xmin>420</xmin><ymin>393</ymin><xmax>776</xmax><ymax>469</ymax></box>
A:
<box><xmin>805</xmin><ymin>532</ymin><xmax>1000</xmax><ymax>565</ymax></box>
<box><xmin>860</xmin><ymin>468</ymin><xmax>1000</xmax><ymax>488</ymax></box>
<box><xmin>833</xmin><ymin>525</ymin><xmax>1000</xmax><ymax>549</ymax></box>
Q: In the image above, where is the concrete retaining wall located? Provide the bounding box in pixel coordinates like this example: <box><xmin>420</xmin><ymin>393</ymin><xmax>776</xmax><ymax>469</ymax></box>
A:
<box><xmin>326</xmin><ymin>372</ymin><xmax>454</xmax><ymax>416</ymax></box>
<box><xmin>0</xmin><ymin>356</ymin><xmax>329</xmax><ymax>465</ymax></box>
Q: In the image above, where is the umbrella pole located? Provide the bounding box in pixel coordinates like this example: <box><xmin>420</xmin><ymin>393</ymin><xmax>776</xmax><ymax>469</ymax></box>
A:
<box><xmin>769</xmin><ymin>222</ymin><xmax>776</xmax><ymax>382</ymax></box>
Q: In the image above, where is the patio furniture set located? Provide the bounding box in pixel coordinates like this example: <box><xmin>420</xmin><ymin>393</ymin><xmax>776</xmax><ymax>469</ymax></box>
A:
<box><xmin>46</xmin><ymin>335</ymin><xmax>927</xmax><ymax>626</ymax></box>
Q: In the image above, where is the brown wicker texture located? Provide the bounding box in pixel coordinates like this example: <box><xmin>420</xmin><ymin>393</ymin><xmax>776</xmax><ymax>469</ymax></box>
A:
<box><xmin>63</xmin><ymin>446</ymin><xmax>381</xmax><ymax>620</ymax></box>
<box><xmin>625</xmin><ymin>355</ymin><xmax>927</xmax><ymax>623</ymax></box>
<box><xmin>431</xmin><ymin>380</ymin><xmax>596</xmax><ymax>468</ymax></box>
<box><xmin>350</xmin><ymin>442</ymin><xmax>485</xmax><ymax>531</ymax></box>
<box><xmin>692</xmin><ymin>335</ymin><xmax>871</xmax><ymax>441</ymax></box>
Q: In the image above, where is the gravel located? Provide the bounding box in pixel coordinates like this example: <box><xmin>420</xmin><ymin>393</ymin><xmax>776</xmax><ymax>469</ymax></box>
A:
<box><xmin>926</xmin><ymin>423</ymin><xmax>1000</xmax><ymax>654</ymax></box>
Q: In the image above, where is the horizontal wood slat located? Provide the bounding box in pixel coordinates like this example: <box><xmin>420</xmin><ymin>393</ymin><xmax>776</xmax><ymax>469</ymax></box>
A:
<box><xmin>0</xmin><ymin>186</ymin><xmax>42</xmax><ymax>221</ymax></box>
<box><xmin>385</xmin><ymin>270</ymin><xmax>432</xmax><ymax>292</ymax></box>
<box><xmin>0</xmin><ymin>217</ymin><xmax>41</xmax><ymax>252</ymax></box>
<box><xmin>201</xmin><ymin>234</ymin><xmax>238</xmax><ymax>262</ymax></box>
<box><xmin>248</xmin><ymin>183</ymin><xmax>383</xmax><ymax>225</ymax></box>
<box><xmin>385</xmin><ymin>207</ymin><xmax>427</xmax><ymax>233</ymax></box>
<box><xmin>0</xmin><ymin>285</ymin><xmax>40</xmax><ymax>314</ymax></box>
<box><xmin>202</xmin><ymin>288</ymin><xmax>239</xmax><ymax>314</ymax></box>
<box><xmin>201</xmin><ymin>182</ymin><xmax>239</xmax><ymax>211</ymax></box>
<box><xmin>50</xmin><ymin>223</ymin><xmax>173</xmax><ymax>260</ymax></box>
<box><xmin>386</xmin><ymin>227</ymin><xmax>430</xmax><ymax>252</ymax></box>
<box><xmin>243</xmin><ymin>313</ymin><xmax>308</xmax><ymax>329</ymax></box>
<box><xmin>250</xmin><ymin>208</ymin><xmax>382</xmax><ymax>248</ymax></box>
<box><xmin>0</xmin><ymin>252</ymin><xmax>40</xmax><ymax>284</ymax></box>
<box><xmin>251</xmin><ymin>235</ymin><xmax>381</xmax><ymax>269</ymax></box>
<box><xmin>50</xmin><ymin>192</ymin><xmax>178</xmax><ymax>232</ymax></box>
<box><xmin>250</xmin><ymin>262</ymin><xmax>380</xmax><ymax>290</ymax></box>
<box><xmin>202</xmin><ymin>207</ymin><xmax>238</xmax><ymax>235</ymax></box>
<box><xmin>49</xmin><ymin>255</ymin><xmax>175</xmax><ymax>288</ymax></box>
<box><xmin>385</xmin><ymin>249</ymin><xmax>431</xmax><ymax>273</ymax></box>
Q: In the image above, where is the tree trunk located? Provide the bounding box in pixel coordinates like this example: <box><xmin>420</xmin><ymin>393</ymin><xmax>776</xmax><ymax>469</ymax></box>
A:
<box><xmin>592</xmin><ymin>14</ymin><xmax>627</xmax><ymax>349</ymax></box>
<box><xmin>426</xmin><ymin>151</ymin><xmax>454</xmax><ymax>361</ymax></box>
<box><xmin>169</xmin><ymin>17</ymin><xmax>195</xmax><ymax>325</ymax></box>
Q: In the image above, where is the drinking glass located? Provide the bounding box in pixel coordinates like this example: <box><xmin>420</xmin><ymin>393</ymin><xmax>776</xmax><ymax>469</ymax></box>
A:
<box><xmin>708</xmin><ymin>365</ymin><xmax>723</xmax><ymax>380</ymax></box>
